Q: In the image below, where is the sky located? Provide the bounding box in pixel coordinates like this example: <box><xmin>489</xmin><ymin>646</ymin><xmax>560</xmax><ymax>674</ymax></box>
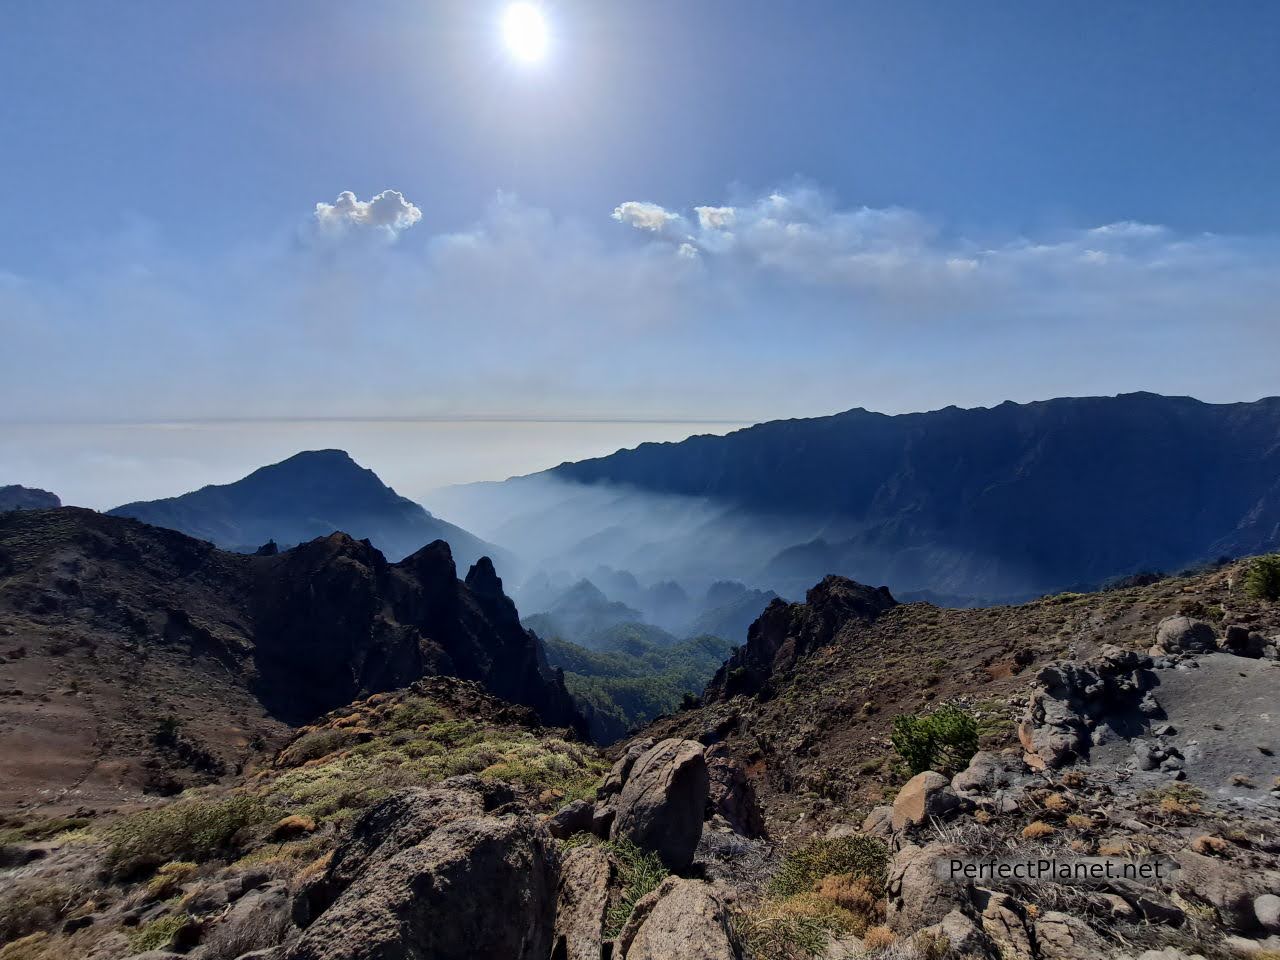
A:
<box><xmin>2</xmin><ymin>0</ymin><xmax>1279</xmax><ymax>505</ymax></box>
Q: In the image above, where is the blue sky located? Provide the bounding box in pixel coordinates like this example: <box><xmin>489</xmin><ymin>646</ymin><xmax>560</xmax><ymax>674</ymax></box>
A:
<box><xmin>2</xmin><ymin>1</ymin><xmax>1279</xmax><ymax>462</ymax></box>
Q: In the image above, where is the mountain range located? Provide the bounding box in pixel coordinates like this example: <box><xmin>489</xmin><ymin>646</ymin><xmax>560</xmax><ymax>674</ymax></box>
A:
<box><xmin>108</xmin><ymin>449</ymin><xmax>503</xmax><ymax>569</ymax></box>
<box><xmin>439</xmin><ymin>392</ymin><xmax>1280</xmax><ymax>603</ymax></box>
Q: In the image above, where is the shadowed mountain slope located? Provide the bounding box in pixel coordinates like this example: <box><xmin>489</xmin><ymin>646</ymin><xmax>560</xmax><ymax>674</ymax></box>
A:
<box><xmin>0</xmin><ymin>508</ymin><xmax>583</xmax><ymax>809</ymax></box>
<box><xmin>532</xmin><ymin>393</ymin><xmax>1280</xmax><ymax>601</ymax></box>
<box><xmin>109</xmin><ymin>449</ymin><xmax>503</xmax><ymax>569</ymax></box>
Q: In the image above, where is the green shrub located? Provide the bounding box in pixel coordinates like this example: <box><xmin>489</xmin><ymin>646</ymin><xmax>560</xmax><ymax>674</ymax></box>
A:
<box><xmin>104</xmin><ymin>794</ymin><xmax>272</xmax><ymax>876</ymax></box>
<box><xmin>891</xmin><ymin>705</ymin><xmax>979</xmax><ymax>777</ymax></box>
<box><xmin>1244</xmin><ymin>554</ymin><xmax>1280</xmax><ymax>602</ymax></box>
<box><xmin>0</xmin><ymin>882</ymin><xmax>76</xmax><ymax>943</ymax></box>
<box><xmin>603</xmin><ymin>839</ymin><xmax>669</xmax><ymax>937</ymax></box>
<box><xmin>128</xmin><ymin>915</ymin><xmax>187</xmax><ymax>953</ymax></box>
<box><xmin>767</xmin><ymin>835</ymin><xmax>889</xmax><ymax>899</ymax></box>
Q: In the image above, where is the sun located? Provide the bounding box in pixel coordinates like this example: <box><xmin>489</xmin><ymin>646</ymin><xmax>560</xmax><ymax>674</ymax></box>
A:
<box><xmin>502</xmin><ymin>3</ymin><xmax>549</xmax><ymax>63</ymax></box>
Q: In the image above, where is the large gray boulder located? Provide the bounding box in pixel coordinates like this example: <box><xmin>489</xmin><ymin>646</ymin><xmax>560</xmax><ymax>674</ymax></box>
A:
<box><xmin>611</xmin><ymin>739</ymin><xmax>709</xmax><ymax>871</ymax></box>
<box><xmin>1152</xmin><ymin>616</ymin><xmax>1217</xmax><ymax>655</ymax></box>
<box><xmin>286</xmin><ymin>815</ymin><xmax>556</xmax><ymax>960</ymax></box>
<box><xmin>616</xmin><ymin>877</ymin><xmax>739</xmax><ymax>960</ymax></box>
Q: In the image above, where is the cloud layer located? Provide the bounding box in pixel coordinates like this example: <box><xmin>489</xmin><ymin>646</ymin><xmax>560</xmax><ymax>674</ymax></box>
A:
<box><xmin>3</xmin><ymin>184</ymin><xmax>1279</xmax><ymax>430</ymax></box>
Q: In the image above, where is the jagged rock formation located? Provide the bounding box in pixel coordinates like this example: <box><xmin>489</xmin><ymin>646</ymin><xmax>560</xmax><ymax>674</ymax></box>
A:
<box><xmin>704</xmin><ymin>576</ymin><xmax>896</xmax><ymax>701</ymax></box>
<box><xmin>0</xmin><ymin>485</ymin><xmax>60</xmax><ymax>512</ymax></box>
<box><xmin>0</xmin><ymin>508</ymin><xmax>584</xmax><ymax>806</ymax></box>
<box><xmin>108</xmin><ymin>449</ymin><xmax>504</xmax><ymax>569</ymax></box>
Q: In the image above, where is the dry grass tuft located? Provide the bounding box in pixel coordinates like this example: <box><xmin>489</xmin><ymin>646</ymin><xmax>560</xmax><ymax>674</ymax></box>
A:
<box><xmin>1022</xmin><ymin>820</ymin><xmax>1055</xmax><ymax>840</ymax></box>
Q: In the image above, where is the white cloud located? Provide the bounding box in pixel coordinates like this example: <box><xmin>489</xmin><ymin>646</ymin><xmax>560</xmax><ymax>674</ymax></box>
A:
<box><xmin>677</xmin><ymin>242</ymin><xmax>700</xmax><ymax>260</ymax></box>
<box><xmin>612</xmin><ymin>201</ymin><xmax>682</xmax><ymax>233</ymax></box>
<box><xmin>314</xmin><ymin>189</ymin><xmax>423</xmax><ymax>235</ymax></box>
<box><xmin>694</xmin><ymin>205</ymin><xmax>736</xmax><ymax>230</ymax></box>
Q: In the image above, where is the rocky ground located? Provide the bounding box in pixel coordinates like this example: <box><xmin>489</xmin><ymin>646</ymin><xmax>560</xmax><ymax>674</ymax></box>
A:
<box><xmin>1</xmin><ymin>556</ymin><xmax>1278</xmax><ymax>959</ymax></box>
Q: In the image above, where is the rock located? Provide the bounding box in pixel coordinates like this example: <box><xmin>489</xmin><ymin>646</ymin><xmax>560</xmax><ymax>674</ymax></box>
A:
<box><xmin>1019</xmin><ymin>646</ymin><xmax>1156</xmax><ymax>769</ymax></box>
<box><xmin>599</xmin><ymin>738</ymin><xmax>656</xmax><ymax>797</ymax></box>
<box><xmin>591</xmin><ymin>803</ymin><xmax>616</xmax><ymax>839</ymax></box>
<box><xmin>1256</xmin><ymin>894</ymin><xmax>1280</xmax><ymax>934</ymax></box>
<box><xmin>975</xmin><ymin>889</ymin><xmax>1036</xmax><ymax>958</ymax></box>
<box><xmin>891</xmin><ymin>771</ymin><xmax>962</xmax><ymax>831</ymax></box>
<box><xmin>294</xmin><ymin>786</ymin><xmax>484</xmax><ymax>924</ymax></box>
<box><xmin>705</xmin><ymin>747</ymin><xmax>766</xmax><ymax>838</ymax></box>
<box><xmin>546</xmin><ymin>799</ymin><xmax>595</xmax><ymax>840</ymax></box>
<box><xmin>885</xmin><ymin>842</ymin><xmax>970</xmax><ymax>933</ymax></box>
<box><xmin>123</xmin><ymin>953</ymin><xmax>185</xmax><ymax>960</ymax></box>
<box><xmin>1222</xmin><ymin>624</ymin><xmax>1267</xmax><ymax>658</ymax></box>
<box><xmin>1174</xmin><ymin>849</ymin><xmax>1259</xmax><ymax>932</ymax></box>
<box><xmin>552</xmin><ymin>845</ymin><xmax>616</xmax><ymax>960</ymax></box>
<box><xmin>611</xmin><ymin>739</ymin><xmax>709</xmax><ymax>871</ymax></box>
<box><xmin>917</xmin><ymin>909</ymin><xmax>994</xmax><ymax>955</ymax></box>
<box><xmin>951</xmin><ymin>750</ymin><xmax>1027</xmax><ymax>811</ymax></box>
<box><xmin>1152</xmin><ymin>616</ymin><xmax>1217</xmax><ymax>655</ymax></box>
<box><xmin>1034</xmin><ymin>909</ymin><xmax>1107</xmax><ymax>959</ymax></box>
<box><xmin>286</xmin><ymin>815</ymin><xmax>556</xmax><ymax>960</ymax></box>
<box><xmin>616</xmin><ymin>877</ymin><xmax>738</xmax><ymax>960</ymax></box>
<box><xmin>860</xmin><ymin>806</ymin><xmax>894</xmax><ymax>839</ymax></box>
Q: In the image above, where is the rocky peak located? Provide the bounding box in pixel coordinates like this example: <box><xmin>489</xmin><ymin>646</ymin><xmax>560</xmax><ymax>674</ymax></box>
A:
<box><xmin>704</xmin><ymin>575</ymin><xmax>896</xmax><ymax>701</ymax></box>
<box><xmin>0</xmin><ymin>484</ymin><xmax>61</xmax><ymax>512</ymax></box>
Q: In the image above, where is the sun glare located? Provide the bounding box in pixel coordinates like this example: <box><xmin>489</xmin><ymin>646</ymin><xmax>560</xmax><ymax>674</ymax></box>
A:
<box><xmin>502</xmin><ymin>3</ymin><xmax>549</xmax><ymax>63</ymax></box>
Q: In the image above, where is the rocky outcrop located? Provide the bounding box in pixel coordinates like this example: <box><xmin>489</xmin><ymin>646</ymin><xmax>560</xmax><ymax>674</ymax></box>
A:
<box><xmin>552</xmin><ymin>845</ymin><xmax>617</xmax><ymax>960</ymax></box>
<box><xmin>704</xmin><ymin>577</ymin><xmax>896</xmax><ymax>701</ymax></box>
<box><xmin>885</xmin><ymin>842</ymin><xmax>972</xmax><ymax>934</ymax></box>
<box><xmin>611</xmin><ymin>739</ymin><xmax>709</xmax><ymax>871</ymax></box>
<box><xmin>1018</xmin><ymin>645</ymin><xmax>1157</xmax><ymax>770</ymax></box>
<box><xmin>951</xmin><ymin>750</ymin><xmax>1028</xmax><ymax>813</ymax></box>
<box><xmin>705</xmin><ymin>745</ymin><xmax>766</xmax><ymax>837</ymax></box>
<box><xmin>288</xmin><ymin>814</ymin><xmax>557</xmax><ymax>960</ymax></box>
<box><xmin>615</xmin><ymin>877</ymin><xmax>739</xmax><ymax>960</ymax></box>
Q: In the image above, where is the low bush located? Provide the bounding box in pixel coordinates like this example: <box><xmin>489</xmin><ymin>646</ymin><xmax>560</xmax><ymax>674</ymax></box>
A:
<box><xmin>769</xmin><ymin>835</ymin><xmax>889</xmax><ymax>900</ymax></box>
<box><xmin>0</xmin><ymin>882</ymin><xmax>77</xmax><ymax>943</ymax></box>
<box><xmin>104</xmin><ymin>794</ymin><xmax>273</xmax><ymax>877</ymax></box>
<box><xmin>891</xmin><ymin>705</ymin><xmax>979</xmax><ymax>776</ymax></box>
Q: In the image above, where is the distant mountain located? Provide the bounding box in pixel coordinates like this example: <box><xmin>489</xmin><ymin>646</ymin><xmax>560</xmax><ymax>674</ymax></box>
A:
<box><xmin>521</xmin><ymin>579</ymin><xmax>645</xmax><ymax>649</ymax></box>
<box><xmin>0</xmin><ymin>485</ymin><xmax>60</xmax><ymax>512</ymax></box>
<box><xmin>109</xmin><ymin>449</ymin><xmax>504</xmax><ymax>569</ymax></box>
<box><xmin>446</xmin><ymin>393</ymin><xmax>1280</xmax><ymax>603</ymax></box>
<box><xmin>0</xmin><ymin>508</ymin><xmax>584</xmax><ymax>802</ymax></box>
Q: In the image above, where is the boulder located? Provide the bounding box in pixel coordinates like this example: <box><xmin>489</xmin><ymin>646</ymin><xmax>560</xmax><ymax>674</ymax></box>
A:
<box><xmin>616</xmin><ymin>877</ymin><xmax>738</xmax><ymax>960</ymax></box>
<box><xmin>891</xmin><ymin>771</ymin><xmax>962</xmax><ymax>831</ymax></box>
<box><xmin>552</xmin><ymin>845</ymin><xmax>616</xmax><ymax>960</ymax></box>
<box><xmin>286</xmin><ymin>815</ymin><xmax>556</xmax><ymax>960</ymax></box>
<box><xmin>860</xmin><ymin>805</ymin><xmax>894</xmax><ymax>839</ymax></box>
<box><xmin>611</xmin><ymin>739</ymin><xmax>709</xmax><ymax>871</ymax></box>
<box><xmin>1222</xmin><ymin>624</ymin><xmax>1267</xmax><ymax>658</ymax></box>
<box><xmin>705</xmin><ymin>747</ymin><xmax>766</xmax><ymax>838</ymax></box>
<box><xmin>917</xmin><ymin>909</ymin><xmax>994</xmax><ymax>956</ymax></box>
<box><xmin>1257</xmin><ymin>894</ymin><xmax>1280</xmax><ymax>934</ymax></box>
<box><xmin>294</xmin><ymin>786</ymin><xmax>485</xmax><ymax>924</ymax></box>
<box><xmin>599</xmin><ymin>738</ymin><xmax>656</xmax><ymax>797</ymax></box>
<box><xmin>546</xmin><ymin>799</ymin><xmax>595</xmax><ymax>840</ymax></box>
<box><xmin>1152</xmin><ymin>616</ymin><xmax>1217</xmax><ymax>655</ymax></box>
<box><xmin>885</xmin><ymin>842</ymin><xmax>970</xmax><ymax>934</ymax></box>
<box><xmin>975</xmin><ymin>889</ymin><xmax>1035</xmax><ymax>958</ymax></box>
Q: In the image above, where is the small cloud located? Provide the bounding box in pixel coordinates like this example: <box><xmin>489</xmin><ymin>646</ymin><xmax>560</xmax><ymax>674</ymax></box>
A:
<box><xmin>677</xmin><ymin>242</ymin><xmax>700</xmax><ymax>260</ymax></box>
<box><xmin>612</xmin><ymin>201</ymin><xmax>682</xmax><ymax>233</ymax></box>
<box><xmin>314</xmin><ymin>190</ymin><xmax>423</xmax><ymax>236</ymax></box>
<box><xmin>694</xmin><ymin>206</ymin><xmax>736</xmax><ymax>230</ymax></box>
